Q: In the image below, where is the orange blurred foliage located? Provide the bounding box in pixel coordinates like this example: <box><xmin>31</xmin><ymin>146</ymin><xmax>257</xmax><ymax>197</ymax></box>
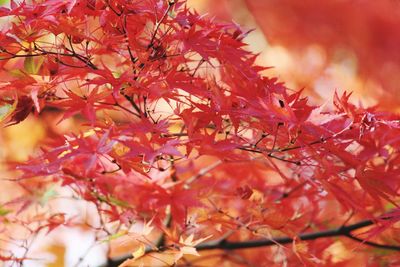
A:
<box><xmin>192</xmin><ymin>0</ymin><xmax>400</xmax><ymax>109</ymax></box>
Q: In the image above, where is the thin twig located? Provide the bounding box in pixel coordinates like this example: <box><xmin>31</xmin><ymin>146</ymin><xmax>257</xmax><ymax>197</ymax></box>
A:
<box><xmin>147</xmin><ymin>1</ymin><xmax>175</xmax><ymax>49</ymax></box>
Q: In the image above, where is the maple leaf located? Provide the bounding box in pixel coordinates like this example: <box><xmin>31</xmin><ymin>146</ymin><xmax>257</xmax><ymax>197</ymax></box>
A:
<box><xmin>131</xmin><ymin>243</ymin><xmax>146</xmax><ymax>260</ymax></box>
<box><xmin>172</xmin><ymin>234</ymin><xmax>212</xmax><ymax>262</ymax></box>
<box><xmin>1</xmin><ymin>95</ymin><xmax>34</xmax><ymax>127</ymax></box>
<box><xmin>2</xmin><ymin>1</ymin><xmax>400</xmax><ymax>266</ymax></box>
<box><xmin>57</xmin><ymin>88</ymin><xmax>112</xmax><ymax>123</ymax></box>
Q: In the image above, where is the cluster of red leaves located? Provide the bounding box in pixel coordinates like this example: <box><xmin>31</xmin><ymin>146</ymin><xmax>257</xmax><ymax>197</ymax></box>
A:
<box><xmin>245</xmin><ymin>0</ymin><xmax>400</xmax><ymax>108</ymax></box>
<box><xmin>1</xmin><ymin>0</ymin><xmax>400</xmax><ymax>266</ymax></box>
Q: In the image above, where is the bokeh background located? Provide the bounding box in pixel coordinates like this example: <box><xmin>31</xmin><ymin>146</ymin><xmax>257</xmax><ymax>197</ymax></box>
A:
<box><xmin>189</xmin><ymin>0</ymin><xmax>400</xmax><ymax>109</ymax></box>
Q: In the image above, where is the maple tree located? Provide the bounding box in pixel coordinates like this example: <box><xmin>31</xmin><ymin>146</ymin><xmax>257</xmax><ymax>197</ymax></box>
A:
<box><xmin>0</xmin><ymin>0</ymin><xmax>400</xmax><ymax>266</ymax></box>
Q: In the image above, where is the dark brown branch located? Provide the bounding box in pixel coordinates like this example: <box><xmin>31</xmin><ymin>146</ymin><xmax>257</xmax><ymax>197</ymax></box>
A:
<box><xmin>34</xmin><ymin>43</ymin><xmax>98</xmax><ymax>70</ymax></box>
<box><xmin>194</xmin><ymin>219</ymin><xmax>386</xmax><ymax>251</ymax></box>
<box><xmin>122</xmin><ymin>93</ymin><xmax>143</xmax><ymax>118</ymax></box>
<box><xmin>147</xmin><ymin>0</ymin><xmax>175</xmax><ymax>49</ymax></box>
<box><xmin>103</xmin><ymin>218</ymin><xmax>400</xmax><ymax>267</ymax></box>
<box><xmin>105</xmin><ymin>0</ymin><xmax>122</xmax><ymax>16</ymax></box>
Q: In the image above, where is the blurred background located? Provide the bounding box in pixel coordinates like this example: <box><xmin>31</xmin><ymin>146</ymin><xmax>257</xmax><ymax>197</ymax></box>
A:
<box><xmin>189</xmin><ymin>0</ymin><xmax>400</xmax><ymax>110</ymax></box>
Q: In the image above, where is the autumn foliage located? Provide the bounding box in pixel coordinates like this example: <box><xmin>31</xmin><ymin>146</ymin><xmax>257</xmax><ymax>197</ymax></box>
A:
<box><xmin>245</xmin><ymin>0</ymin><xmax>400</xmax><ymax>109</ymax></box>
<box><xmin>0</xmin><ymin>0</ymin><xmax>400</xmax><ymax>266</ymax></box>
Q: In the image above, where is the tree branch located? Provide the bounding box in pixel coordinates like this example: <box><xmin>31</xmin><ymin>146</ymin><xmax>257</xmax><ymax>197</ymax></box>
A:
<box><xmin>195</xmin><ymin>219</ymin><xmax>388</xmax><ymax>251</ymax></box>
<box><xmin>104</xmin><ymin>218</ymin><xmax>400</xmax><ymax>267</ymax></box>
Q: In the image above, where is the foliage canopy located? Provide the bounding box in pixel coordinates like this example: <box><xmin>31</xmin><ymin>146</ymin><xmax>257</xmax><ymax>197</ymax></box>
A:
<box><xmin>0</xmin><ymin>0</ymin><xmax>399</xmax><ymax>266</ymax></box>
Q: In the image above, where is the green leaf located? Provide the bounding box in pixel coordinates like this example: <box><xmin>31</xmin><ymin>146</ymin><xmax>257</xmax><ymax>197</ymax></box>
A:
<box><xmin>100</xmin><ymin>230</ymin><xmax>128</xmax><ymax>243</ymax></box>
<box><xmin>0</xmin><ymin>103</ymin><xmax>13</xmax><ymax>122</ymax></box>
<box><xmin>95</xmin><ymin>193</ymin><xmax>130</xmax><ymax>208</ymax></box>
<box><xmin>168</xmin><ymin>10</ymin><xmax>176</xmax><ymax>18</ymax></box>
<box><xmin>24</xmin><ymin>55</ymin><xmax>44</xmax><ymax>74</ymax></box>
<box><xmin>112</xmin><ymin>71</ymin><xmax>121</xmax><ymax>78</ymax></box>
<box><xmin>40</xmin><ymin>187</ymin><xmax>58</xmax><ymax>206</ymax></box>
<box><xmin>108</xmin><ymin>196</ymin><xmax>131</xmax><ymax>208</ymax></box>
<box><xmin>0</xmin><ymin>206</ymin><xmax>11</xmax><ymax>216</ymax></box>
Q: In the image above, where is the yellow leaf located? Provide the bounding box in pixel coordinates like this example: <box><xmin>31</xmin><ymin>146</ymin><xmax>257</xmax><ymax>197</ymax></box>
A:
<box><xmin>179</xmin><ymin>234</ymin><xmax>194</xmax><ymax>246</ymax></box>
<box><xmin>142</xmin><ymin>219</ymin><xmax>154</xmax><ymax>236</ymax></box>
<box><xmin>113</xmin><ymin>142</ymin><xmax>130</xmax><ymax>157</ymax></box>
<box><xmin>132</xmin><ymin>244</ymin><xmax>146</xmax><ymax>259</ymax></box>
<box><xmin>249</xmin><ymin>189</ymin><xmax>264</xmax><ymax>203</ymax></box>
<box><xmin>130</xmin><ymin>218</ymin><xmax>154</xmax><ymax>236</ymax></box>
<box><xmin>46</xmin><ymin>244</ymin><xmax>66</xmax><ymax>267</ymax></box>
<box><xmin>119</xmin><ymin>244</ymin><xmax>147</xmax><ymax>267</ymax></box>
<box><xmin>179</xmin><ymin>234</ymin><xmax>212</xmax><ymax>247</ymax></box>
<box><xmin>180</xmin><ymin>246</ymin><xmax>199</xmax><ymax>256</ymax></box>
<box><xmin>24</xmin><ymin>54</ymin><xmax>44</xmax><ymax>74</ymax></box>
<box><xmin>322</xmin><ymin>241</ymin><xmax>352</xmax><ymax>263</ymax></box>
<box><xmin>0</xmin><ymin>96</ymin><xmax>17</xmax><ymax>124</ymax></box>
<box><xmin>0</xmin><ymin>103</ymin><xmax>13</xmax><ymax>122</ymax></box>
